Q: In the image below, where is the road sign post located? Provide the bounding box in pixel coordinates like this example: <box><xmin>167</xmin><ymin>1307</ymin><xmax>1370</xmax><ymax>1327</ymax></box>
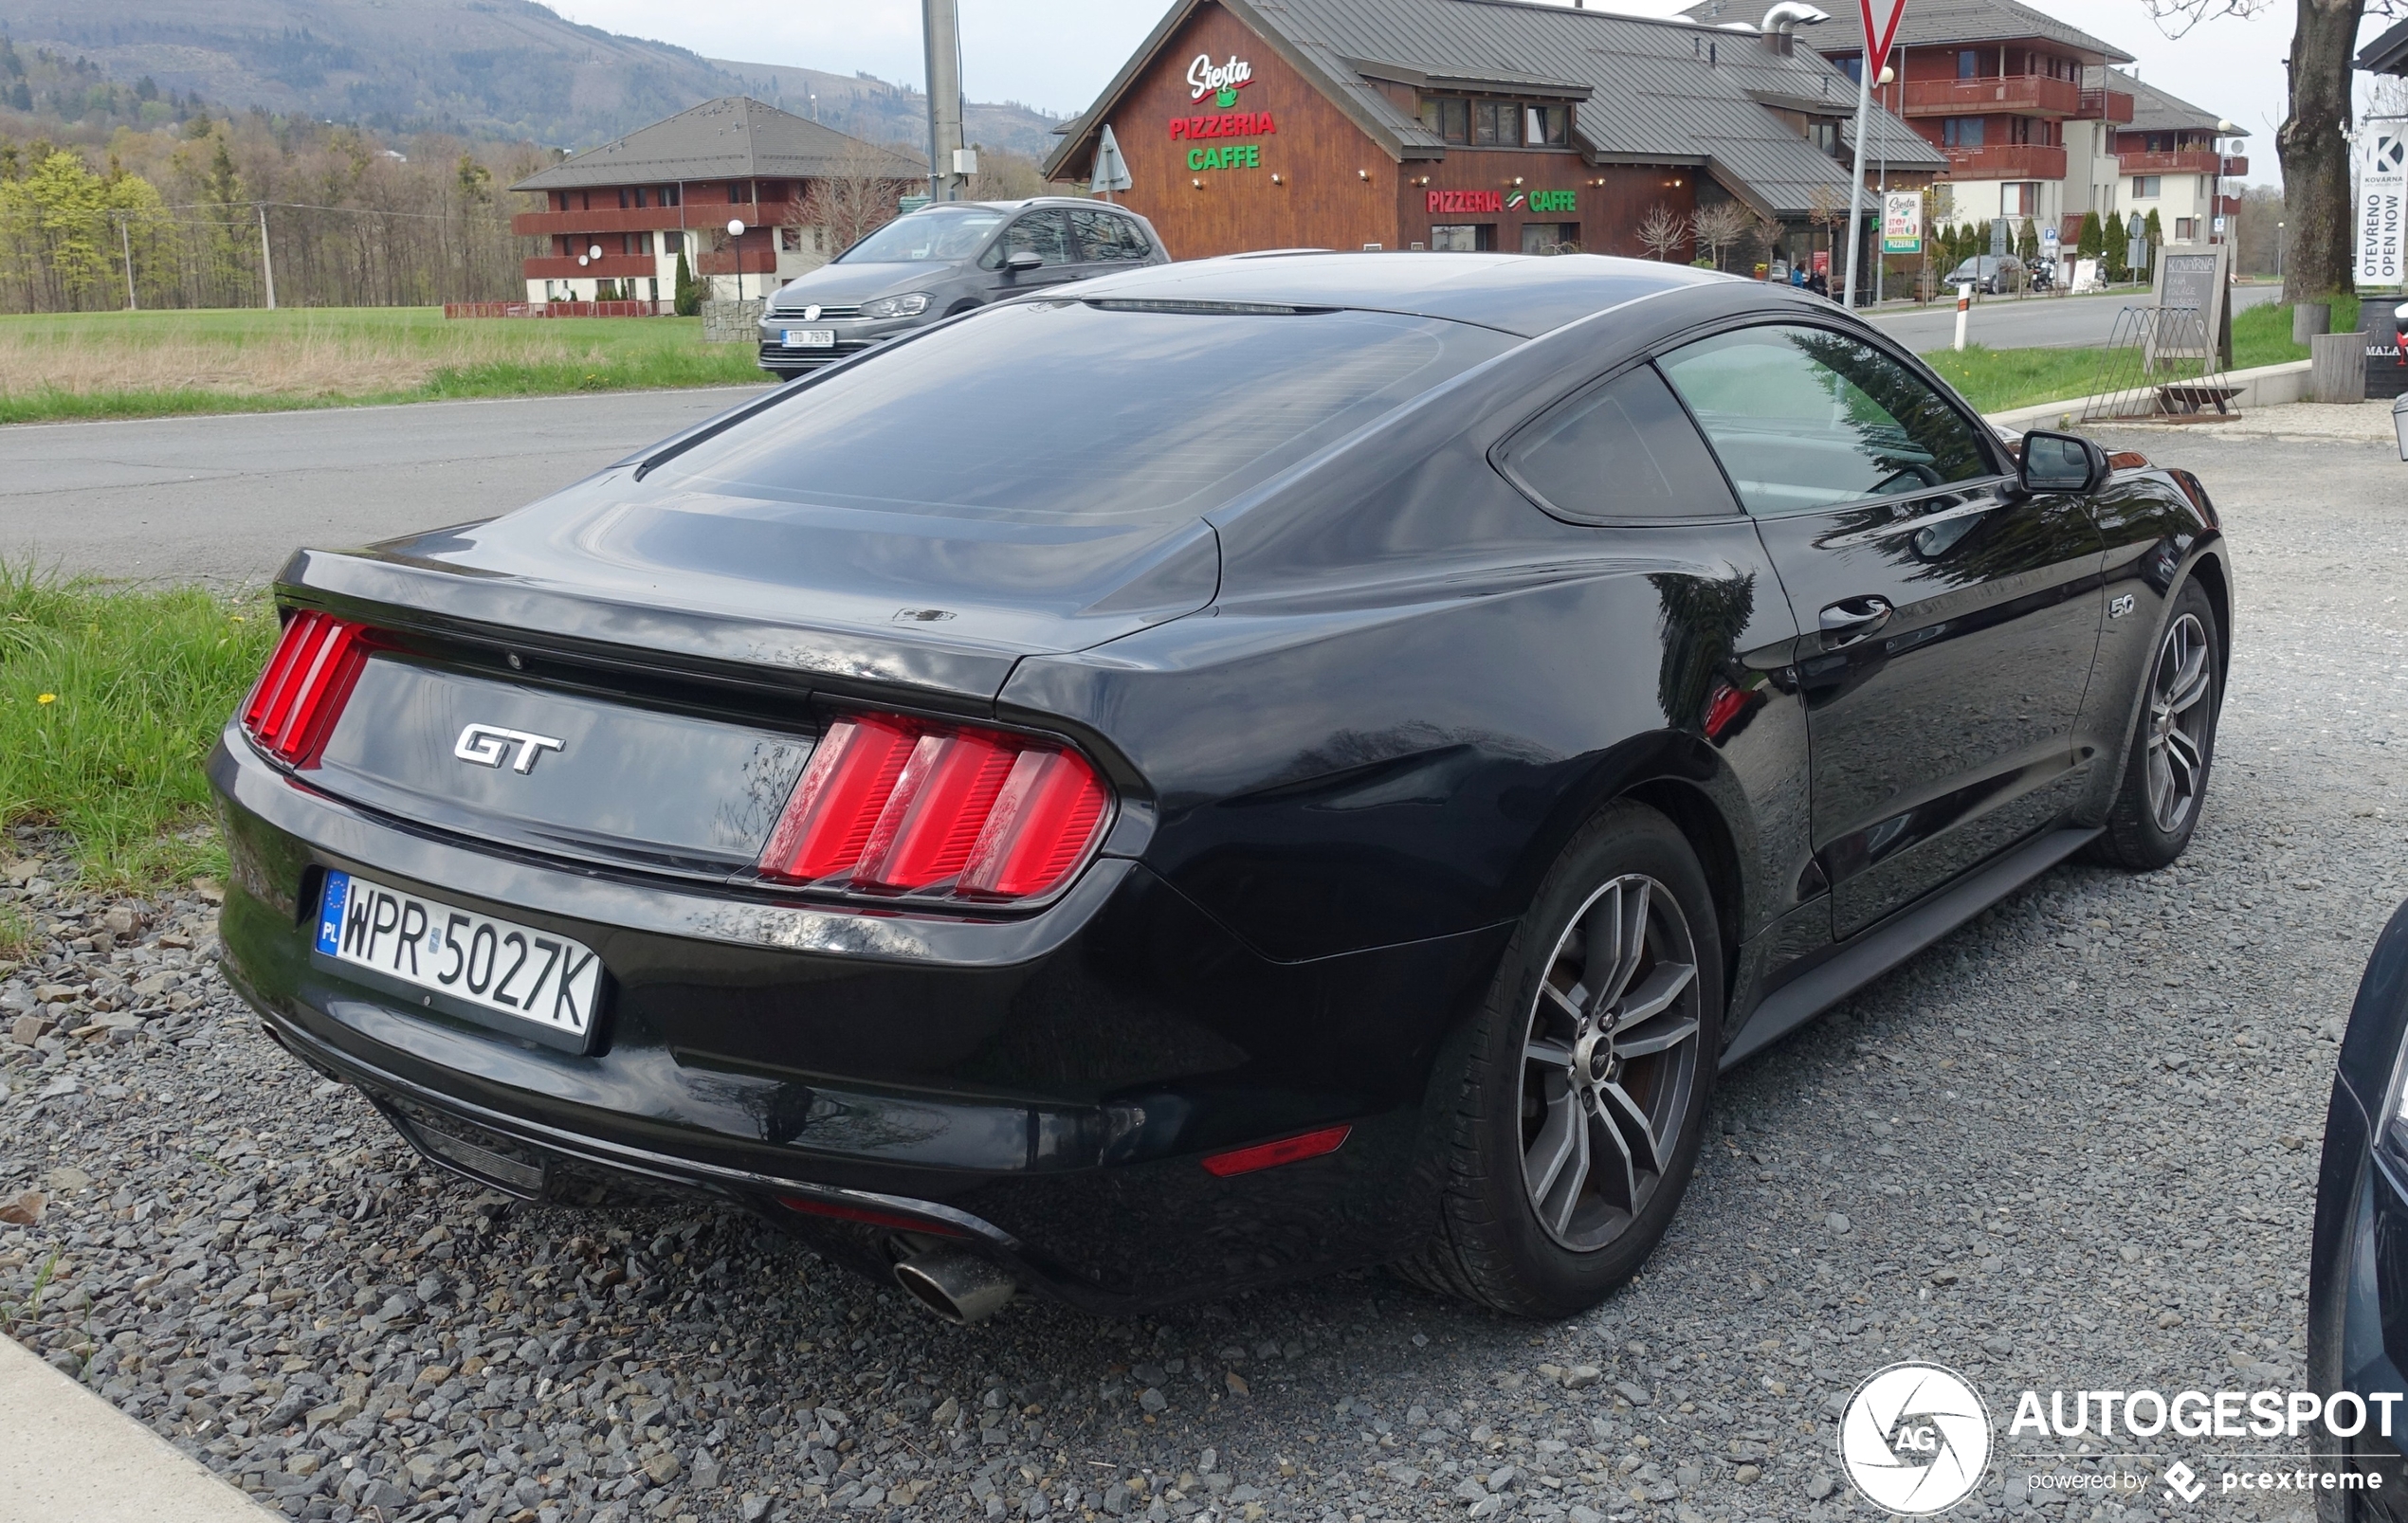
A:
<box><xmin>1842</xmin><ymin>0</ymin><xmax>1910</xmax><ymax>310</ymax></box>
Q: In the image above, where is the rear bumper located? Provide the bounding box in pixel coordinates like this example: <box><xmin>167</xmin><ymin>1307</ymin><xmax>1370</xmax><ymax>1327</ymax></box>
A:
<box><xmin>210</xmin><ymin>734</ymin><xmax>1507</xmax><ymax>1309</ymax></box>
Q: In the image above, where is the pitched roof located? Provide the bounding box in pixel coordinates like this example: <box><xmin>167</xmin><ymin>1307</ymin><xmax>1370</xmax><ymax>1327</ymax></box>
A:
<box><xmin>511</xmin><ymin>97</ymin><xmax>924</xmax><ymax>191</ymax></box>
<box><xmin>2360</xmin><ymin>14</ymin><xmax>2408</xmax><ymax>74</ymax></box>
<box><xmin>2112</xmin><ymin>71</ymin><xmax>2245</xmax><ymax>137</ymax></box>
<box><xmin>1044</xmin><ymin>0</ymin><xmax>1942</xmax><ymax>220</ymax></box>
<box><xmin>1683</xmin><ymin>0</ymin><xmax>2134</xmax><ymax>64</ymax></box>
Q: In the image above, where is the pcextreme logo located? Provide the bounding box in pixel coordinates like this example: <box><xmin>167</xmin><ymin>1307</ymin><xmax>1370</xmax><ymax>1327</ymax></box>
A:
<box><xmin>1837</xmin><ymin>1363</ymin><xmax>1993</xmax><ymax>1514</ymax></box>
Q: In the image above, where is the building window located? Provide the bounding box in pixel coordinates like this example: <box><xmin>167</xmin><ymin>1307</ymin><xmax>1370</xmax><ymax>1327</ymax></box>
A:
<box><xmin>1474</xmin><ymin>100</ymin><xmax>1523</xmax><ymax>147</ymax></box>
<box><xmin>1430</xmin><ymin>224</ymin><xmax>1493</xmax><ymax>252</ymax></box>
<box><xmin>1957</xmin><ymin>50</ymin><xmax>1980</xmax><ymax>80</ymax></box>
<box><xmin>2175</xmin><ymin>217</ymin><xmax>2198</xmax><ymax>241</ymax></box>
<box><xmin>2000</xmin><ymin>182</ymin><xmax>2039</xmax><ymax>216</ymax></box>
<box><xmin>1525</xmin><ymin>104</ymin><xmax>1569</xmax><ymax>147</ymax></box>
<box><xmin>1942</xmin><ymin>117</ymin><xmax>1985</xmax><ymax>148</ymax></box>
<box><xmin>1418</xmin><ymin>97</ymin><xmax>1472</xmax><ymax>144</ymax></box>
<box><xmin>1838</xmin><ymin>56</ymin><xmax>1862</xmax><ymax>83</ymax></box>
<box><xmin>2132</xmin><ymin>174</ymin><xmax>2162</xmax><ymax>198</ymax></box>
<box><xmin>779</xmin><ymin>227</ymin><xmax>803</xmax><ymax>252</ymax></box>
<box><xmin>1520</xmin><ymin>223</ymin><xmax>1578</xmax><ymax>255</ymax></box>
<box><xmin>1809</xmin><ymin>119</ymin><xmax>1840</xmax><ymax>156</ymax></box>
<box><xmin>661</xmin><ymin>185</ymin><xmax>681</xmax><ymax>207</ymax></box>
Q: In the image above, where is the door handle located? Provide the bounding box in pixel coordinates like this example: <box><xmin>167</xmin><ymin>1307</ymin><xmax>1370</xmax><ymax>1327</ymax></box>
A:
<box><xmin>1818</xmin><ymin>595</ymin><xmax>1893</xmax><ymax>647</ymax></box>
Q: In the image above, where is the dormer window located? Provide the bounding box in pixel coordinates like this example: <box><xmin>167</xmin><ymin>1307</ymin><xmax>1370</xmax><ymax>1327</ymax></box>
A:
<box><xmin>1417</xmin><ymin>96</ymin><xmax>1572</xmax><ymax>148</ymax></box>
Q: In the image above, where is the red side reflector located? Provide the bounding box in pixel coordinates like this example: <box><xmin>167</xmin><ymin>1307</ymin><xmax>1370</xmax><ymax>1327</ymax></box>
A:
<box><xmin>241</xmin><ymin>609</ymin><xmax>373</xmax><ymax>768</ymax></box>
<box><xmin>757</xmin><ymin>711</ymin><xmax>1112</xmax><ymax>903</ymax></box>
<box><xmin>776</xmin><ymin>1195</ymin><xmax>966</xmax><ymax>1238</ymax></box>
<box><xmin>1200</xmin><ymin>1124</ymin><xmax>1353</xmax><ymax>1178</ymax></box>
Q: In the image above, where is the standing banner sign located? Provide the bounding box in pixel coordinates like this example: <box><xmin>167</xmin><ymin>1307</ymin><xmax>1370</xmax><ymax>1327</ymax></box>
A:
<box><xmin>1881</xmin><ymin>190</ymin><xmax>1922</xmax><ymax>254</ymax></box>
<box><xmin>2361</xmin><ymin>118</ymin><xmax>2406</xmax><ymax>290</ymax></box>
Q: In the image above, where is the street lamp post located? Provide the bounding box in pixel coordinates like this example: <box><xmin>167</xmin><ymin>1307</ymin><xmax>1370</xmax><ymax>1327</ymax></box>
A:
<box><xmin>2210</xmin><ymin>118</ymin><xmax>2235</xmax><ymax>246</ymax></box>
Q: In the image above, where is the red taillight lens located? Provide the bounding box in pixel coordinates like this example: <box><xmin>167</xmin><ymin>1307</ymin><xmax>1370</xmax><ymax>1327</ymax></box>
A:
<box><xmin>1200</xmin><ymin>1125</ymin><xmax>1353</xmax><ymax>1178</ymax></box>
<box><xmin>240</xmin><ymin>609</ymin><xmax>372</xmax><ymax>767</ymax></box>
<box><xmin>758</xmin><ymin>713</ymin><xmax>1111</xmax><ymax>903</ymax></box>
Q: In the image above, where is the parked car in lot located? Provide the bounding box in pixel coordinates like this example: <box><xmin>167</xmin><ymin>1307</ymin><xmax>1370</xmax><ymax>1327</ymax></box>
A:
<box><xmin>755</xmin><ymin>197</ymin><xmax>1168</xmax><ymax>379</ymax></box>
<box><xmin>1943</xmin><ymin>254</ymin><xmax>2026</xmax><ymax>294</ymax></box>
<box><xmin>2308</xmin><ymin>902</ymin><xmax>2408</xmax><ymax>1510</ymax></box>
<box><xmin>213</xmin><ymin>253</ymin><xmax>2230</xmax><ymax>1322</ymax></box>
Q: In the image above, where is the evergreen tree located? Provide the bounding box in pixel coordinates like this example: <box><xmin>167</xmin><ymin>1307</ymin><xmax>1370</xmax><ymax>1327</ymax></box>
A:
<box><xmin>2075</xmin><ymin>210</ymin><xmax>2106</xmax><ymax>263</ymax></box>
<box><xmin>2016</xmin><ymin>217</ymin><xmax>2038</xmax><ymax>264</ymax></box>
<box><xmin>673</xmin><ymin>249</ymin><xmax>701</xmax><ymax>316</ymax></box>
<box><xmin>2143</xmin><ymin>208</ymin><xmax>2164</xmax><ymax>272</ymax></box>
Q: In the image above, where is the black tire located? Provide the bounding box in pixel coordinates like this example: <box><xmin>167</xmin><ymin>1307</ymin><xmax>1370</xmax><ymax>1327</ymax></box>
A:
<box><xmin>2092</xmin><ymin>578</ymin><xmax>2222</xmax><ymax>870</ymax></box>
<box><xmin>1396</xmin><ymin>801</ymin><xmax>1724</xmax><ymax>1318</ymax></box>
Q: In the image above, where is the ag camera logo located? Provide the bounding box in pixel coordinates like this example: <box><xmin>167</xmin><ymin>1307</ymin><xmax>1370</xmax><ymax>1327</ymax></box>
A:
<box><xmin>1838</xmin><ymin>1362</ymin><xmax>1993</xmax><ymax>1514</ymax></box>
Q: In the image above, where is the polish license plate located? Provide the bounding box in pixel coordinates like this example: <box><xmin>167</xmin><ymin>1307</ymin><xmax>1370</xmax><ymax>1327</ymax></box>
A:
<box><xmin>316</xmin><ymin>870</ymin><xmax>604</xmax><ymax>1043</ymax></box>
<box><xmin>783</xmin><ymin>328</ymin><xmax>836</xmax><ymax>348</ymax></box>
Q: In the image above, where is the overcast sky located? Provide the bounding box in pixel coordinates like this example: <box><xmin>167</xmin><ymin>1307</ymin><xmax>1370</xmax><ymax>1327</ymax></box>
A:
<box><xmin>548</xmin><ymin>0</ymin><xmax>2405</xmax><ymax>188</ymax></box>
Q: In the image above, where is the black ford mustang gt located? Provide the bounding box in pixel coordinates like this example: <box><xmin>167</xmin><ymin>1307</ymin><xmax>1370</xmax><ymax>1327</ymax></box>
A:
<box><xmin>211</xmin><ymin>253</ymin><xmax>2229</xmax><ymax>1323</ymax></box>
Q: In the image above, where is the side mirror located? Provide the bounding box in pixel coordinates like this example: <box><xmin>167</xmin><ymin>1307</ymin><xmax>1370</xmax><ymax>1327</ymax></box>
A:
<box><xmin>1003</xmin><ymin>250</ymin><xmax>1045</xmax><ymax>274</ymax></box>
<box><xmin>2018</xmin><ymin>430</ymin><xmax>2106</xmax><ymax>494</ymax></box>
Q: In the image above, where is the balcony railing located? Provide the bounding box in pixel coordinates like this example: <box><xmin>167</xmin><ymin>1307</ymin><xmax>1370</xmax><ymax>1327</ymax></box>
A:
<box><xmin>520</xmin><ymin>254</ymin><xmax>664</xmax><ymax>281</ymax></box>
<box><xmin>2076</xmin><ymin>88</ymin><xmax>2135</xmax><ymax>123</ymax></box>
<box><xmin>2117</xmin><ymin>149</ymin><xmax>2224</xmax><ymax>176</ymax></box>
<box><xmin>511</xmin><ymin>206</ymin><xmax>759</xmax><ymax>237</ymax></box>
<box><xmin>1939</xmin><ymin>143</ymin><xmax>2069</xmax><ymax>180</ymax></box>
<box><xmin>1900</xmin><ymin>74</ymin><xmax>2083</xmax><ymax>118</ymax></box>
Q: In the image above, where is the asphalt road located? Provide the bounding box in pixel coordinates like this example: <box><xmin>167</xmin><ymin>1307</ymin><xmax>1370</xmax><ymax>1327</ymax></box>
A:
<box><xmin>0</xmin><ymin>388</ymin><xmax>775</xmax><ymax>589</ymax></box>
<box><xmin>1867</xmin><ymin>281</ymin><xmax>2281</xmax><ymax>353</ymax></box>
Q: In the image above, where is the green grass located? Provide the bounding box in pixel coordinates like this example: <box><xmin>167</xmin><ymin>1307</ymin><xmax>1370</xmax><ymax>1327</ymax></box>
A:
<box><xmin>0</xmin><ymin>307</ymin><xmax>765</xmax><ymax>426</ymax></box>
<box><xmin>0</xmin><ymin>570</ymin><xmax>276</xmax><ymax>889</ymax></box>
<box><xmin>1923</xmin><ymin>298</ymin><xmax>2364</xmax><ymax>414</ymax></box>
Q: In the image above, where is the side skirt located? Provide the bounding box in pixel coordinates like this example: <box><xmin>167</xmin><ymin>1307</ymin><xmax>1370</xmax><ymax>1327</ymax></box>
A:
<box><xmin>1718</xmin><ymin>825</ymin><xmax>2101</xmax><ymax>1068</ymax></box>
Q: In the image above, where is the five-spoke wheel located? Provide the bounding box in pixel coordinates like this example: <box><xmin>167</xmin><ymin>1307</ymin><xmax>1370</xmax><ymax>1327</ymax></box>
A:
<box><xmin>2143</xmin><ymin>610</ymin><xmax>2214</xmax><ymax>835</ymax></box>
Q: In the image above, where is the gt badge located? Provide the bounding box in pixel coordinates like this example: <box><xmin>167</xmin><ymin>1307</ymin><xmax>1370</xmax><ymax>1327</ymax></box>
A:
<box><xmin>455</xmin><ymin>722</ymin><xmax>565</xmax><ymax>773</ymax></box>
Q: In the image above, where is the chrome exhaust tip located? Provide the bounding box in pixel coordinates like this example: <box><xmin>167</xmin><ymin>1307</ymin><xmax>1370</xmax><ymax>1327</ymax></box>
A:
<box><xmin>893</xmin><ymin>1250</ymin><xmax>1018</xmax><ymax>1325</ymax></box>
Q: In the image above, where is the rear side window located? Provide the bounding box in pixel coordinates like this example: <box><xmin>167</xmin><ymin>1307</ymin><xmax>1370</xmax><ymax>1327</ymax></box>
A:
<box><xmin>1655</xmin><ymin>324</ymin><xmax>1995</xmax><ymax>516</ymax></box>
<box><xmin>1499</xmin><ymin>366</ymin><xmax>1739</xmax><ymax>522</ymax></box>
<box><xmin>650</xmin><ymin>302</ymin><xmax>1518</xmax><ymax>523</ymax></box>
<box><xmin>1071</xmin><ymin>209</ymin><xmax>1153</xmax><ymax>263</ymax></box>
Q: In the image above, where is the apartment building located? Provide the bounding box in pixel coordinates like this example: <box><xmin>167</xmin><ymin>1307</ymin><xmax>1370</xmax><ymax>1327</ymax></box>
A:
<box><xmin>2113</xmin><ymin>76</ymin><xmax>2246</xmax><ymax>246</ymax></box>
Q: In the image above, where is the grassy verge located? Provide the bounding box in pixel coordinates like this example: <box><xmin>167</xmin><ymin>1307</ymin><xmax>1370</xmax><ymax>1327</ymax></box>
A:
<box><xmin>0</xmin><ymin>570</ymin><xmax>275</xmax><ymax>889</ymax></box>
<box><xmin>0</xmin><ymin>307</ymin><xmax>765</xmax><ymax>426</ymax></box>
<box><xmin>1924</xmin><ymin>299</ymin><xmax>2364</xmax><ymax>414</ymax></box>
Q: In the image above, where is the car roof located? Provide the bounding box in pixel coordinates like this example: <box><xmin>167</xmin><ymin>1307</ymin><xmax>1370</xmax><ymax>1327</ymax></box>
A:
<box><xmin>1044</xmin><ymin>252</ymin><xmax>1733</xmax><ymax>339</ymax></box>
<box><xmin>920</xmin><ymin>196</ymin><xmax>1144</xmax><ymax>214</ymax></box>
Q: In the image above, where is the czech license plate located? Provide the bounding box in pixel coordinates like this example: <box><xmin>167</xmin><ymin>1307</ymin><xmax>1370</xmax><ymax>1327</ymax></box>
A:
<box><xmin>783</xmin><ymin>328</ymin><xmax>836</xmax><ymax>348</ymax></box>
<box><xmin>317</xmin><ymin>870</ymin><xmax>604</xmax><ymax>1043</ymax></box>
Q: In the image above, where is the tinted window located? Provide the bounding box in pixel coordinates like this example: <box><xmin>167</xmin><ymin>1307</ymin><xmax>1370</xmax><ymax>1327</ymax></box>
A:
<box><xmin>1502</xmin><ymin>366</ymin><xmax>1738</xmax><ymax>522</ymax></box>
<box><xmin>981</xmin><ymin>210</ymin><xmax>1072</xmax><ymax>268</ymax></box>
<box><xmin>1070</xmin><ymin>209</ymin><xmax>1153</xmax><ymax>263</ymax></box>
<box><xmin>838</xmin><ymin>209</ymin><xmax>1003</xmax><ymax>263</ymax></box>
<box><xmin>1655</xmin><ymin>324</ymin><xmax>1995</xmax><ymax>516</ymax></box>
<box><xmin>651</xmin><ymin>302</ymin><xmax>1517</xmax><ymax>524</ymax></box>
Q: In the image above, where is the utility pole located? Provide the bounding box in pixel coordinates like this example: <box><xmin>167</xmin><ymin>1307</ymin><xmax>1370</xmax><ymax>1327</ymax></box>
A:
<box><xmin>257</xmin><ymin>203</ymin><xmax>278</xmax><ymax>311</ymax></box>
<box><xmin>921</xmin><ymin>0</ymin><xmax>965</xmax><ymax>202</ymax></box>
<box><xmin>119</xmin><ymin>215</ymin><xmax>137</xmax><ymax>310</ymax></box>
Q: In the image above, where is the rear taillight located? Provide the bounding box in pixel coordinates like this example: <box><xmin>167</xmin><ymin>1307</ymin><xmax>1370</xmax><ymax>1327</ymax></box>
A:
<box><xmin>758</xmin><ymin>713</ymin><xmax>1111</xmax><ymax>903</ymax></box>
<box><xmin>241</xmin><ymin>609</ymin><xmax>372</xmax><ymax>767</ymax></box>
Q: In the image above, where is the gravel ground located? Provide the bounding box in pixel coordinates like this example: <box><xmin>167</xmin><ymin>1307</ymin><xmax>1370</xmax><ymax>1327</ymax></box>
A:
<box><xmin>5</xmin><ymin>423</ymin><xmax>2402</xmax><ymax>1523</ymax></box>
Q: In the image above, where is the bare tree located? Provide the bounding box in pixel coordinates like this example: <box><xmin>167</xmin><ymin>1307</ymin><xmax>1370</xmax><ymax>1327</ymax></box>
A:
<box><xmin>1691</xmin><ymin>202</ymin><xmax>1754</xmax><ymax>272</ymax></box>
<box><xmin>1748</xmin><ymin>208</ymin><xmax>1786</xmax><ymax>277</ymax></box>
<box><xmin>1635</xmin><ymin>203</ymin><xmax>1691</xmax><ymax>262</ymax></box>
<box><xmin>2141</xmin><ymin>0</ymin><xmax>2397</xmax><ymax>300</ymax></box>
<box><xmin>793</xmin><ymin>139</ymin><xmax>921</xmax><ymax>263</ymax></box>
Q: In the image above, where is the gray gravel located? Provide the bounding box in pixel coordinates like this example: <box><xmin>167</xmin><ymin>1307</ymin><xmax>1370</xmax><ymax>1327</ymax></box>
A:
<box><xmin>6</xmin><ymin>423</ymin><xmax>2399</xmax><ymax>1523</ymax></box>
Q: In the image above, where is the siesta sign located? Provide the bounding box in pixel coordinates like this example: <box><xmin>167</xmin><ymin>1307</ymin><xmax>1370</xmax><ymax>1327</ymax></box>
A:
<box><xmin>1188</xmin><ymin>53</ymin><xmax>1253</xmax><ymax>107</ymax></box>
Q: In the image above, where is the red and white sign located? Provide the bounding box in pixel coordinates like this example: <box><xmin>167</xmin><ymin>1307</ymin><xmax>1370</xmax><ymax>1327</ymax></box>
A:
<box><xmin>1427</xmin><ymin>189</ymin><xmax>1505</xmax><ymax>214</ymax></box>
<box><xmin>1859</xmin><ymin>0</ymin><xmax>1909</xmax><ymax>76</ymax></box>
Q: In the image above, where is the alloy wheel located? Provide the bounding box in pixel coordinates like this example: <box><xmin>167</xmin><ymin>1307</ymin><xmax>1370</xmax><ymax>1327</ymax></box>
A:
<box><xmin>1516</xmin><ymin>874</ymin><xmax>1703</xmax><ymax>1253</ymax></box>
<box><xmin>2143</xmin><ymin>611</ymin><xmax>2214</xmax><ymax>835</ymax></box>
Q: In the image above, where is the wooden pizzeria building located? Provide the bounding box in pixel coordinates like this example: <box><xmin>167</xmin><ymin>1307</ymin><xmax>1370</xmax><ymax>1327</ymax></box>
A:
<box><xmin>1043</xmin><ymin>0</ymin><xmax>1944</xmax><ymax>290</ymax></box>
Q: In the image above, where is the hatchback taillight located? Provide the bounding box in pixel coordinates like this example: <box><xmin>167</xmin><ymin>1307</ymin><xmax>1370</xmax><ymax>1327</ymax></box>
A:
<box><xmin>241</xmin><ymin>609</ymin><xmax>371</xmax><ymax>767</ymax></box>
<box><xmin>758</xmin><ymin>713</ymin><xmax>1111</xmax><ymax>902</ymax></box>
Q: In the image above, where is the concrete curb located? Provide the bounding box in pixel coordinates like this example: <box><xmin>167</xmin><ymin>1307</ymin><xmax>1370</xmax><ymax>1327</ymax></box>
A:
<box><xmin>0</xmin><ymin>1333</ymin><xmax>280</xmax><ymax>1523</ymax></box>
<box><xmin>1985</xmin><ymin>359</ymin><xmax>2314</xmax><ymax>433</ymax></box>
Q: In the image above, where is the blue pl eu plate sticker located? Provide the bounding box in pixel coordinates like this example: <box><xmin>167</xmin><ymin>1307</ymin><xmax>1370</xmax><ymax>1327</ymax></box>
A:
<box><xmin>317</xmin><ymin>870</ymin><xmax>350</xmax><ymax>956</ymax></box>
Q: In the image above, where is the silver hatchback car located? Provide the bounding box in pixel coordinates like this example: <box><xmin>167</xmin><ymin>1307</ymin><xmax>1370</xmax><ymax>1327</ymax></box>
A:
<box><xmin>757</xmin><ymin>198</ymin><xmax>1171</xmax><ymax>378</ymax></box>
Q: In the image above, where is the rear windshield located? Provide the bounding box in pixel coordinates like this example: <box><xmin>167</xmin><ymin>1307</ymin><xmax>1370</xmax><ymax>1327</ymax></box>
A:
<box><xmin>651</xmin><ymin>301</ymin><xmax>1517</xmax><ymax>523</ymax></box>
<box><xmin>837</xmin><ymin>209</ymin><xmax>1004</xmax><ymax>263</ymax></box>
